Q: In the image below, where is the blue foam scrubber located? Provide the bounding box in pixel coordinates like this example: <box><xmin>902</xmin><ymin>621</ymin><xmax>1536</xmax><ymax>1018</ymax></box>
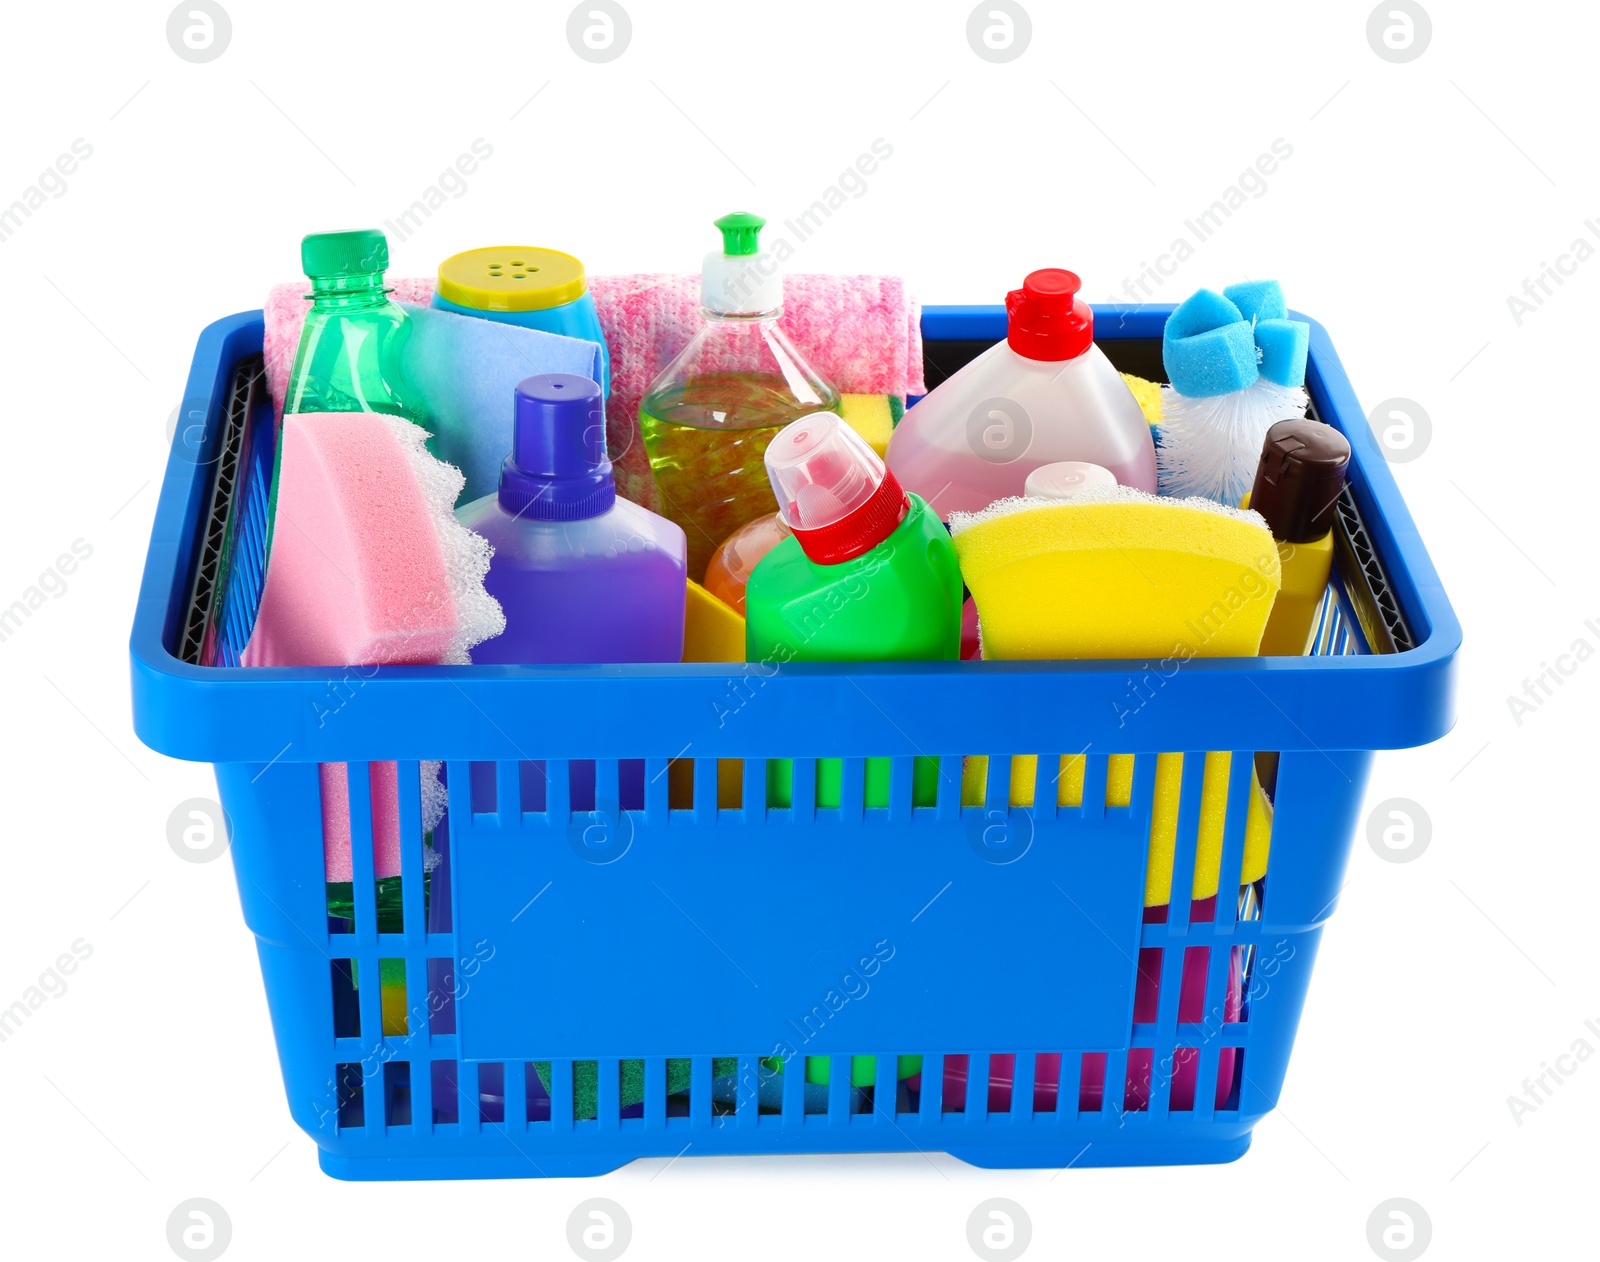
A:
<box><xmin>398</xmin><ymin>303</ymin><xmax>607</xmax><ymax>504</ymax></box>
<box><xmin>1163</xmin><ymin>289</ymin><xmax>1258</xmax><ymax>398</ymax></box>
<box><xmin>1254</xmin><ymin>318</ymin><xmax>1311</xmax><ymax>388</ymax></box>
<box><xmin>1222</xmin><ymin>280</ymin><xmax>1288</xmax><ymax>325</ymax></box>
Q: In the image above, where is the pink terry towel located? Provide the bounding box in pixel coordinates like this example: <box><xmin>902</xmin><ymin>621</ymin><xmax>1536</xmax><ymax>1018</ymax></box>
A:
<box><xmin>263</xmin><ymin>274</ymin><xmax>924</xmax><ymax>512</ymax></box>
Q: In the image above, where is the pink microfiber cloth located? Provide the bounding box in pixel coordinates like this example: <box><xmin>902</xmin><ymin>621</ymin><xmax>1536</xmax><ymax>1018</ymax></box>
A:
<box><xmin>264</xmin><ymin>274</ymin><xmax>924</xmax><ymax>511</ymax></box>
<box><xmin>242</xmin><ymin>410</ymin><xmax>503</xmax><ymax>881</ymax></box>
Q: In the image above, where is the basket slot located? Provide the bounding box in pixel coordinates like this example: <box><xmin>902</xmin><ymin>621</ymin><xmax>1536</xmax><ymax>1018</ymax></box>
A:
<box><xmin>382</xmin><ymin>1055</ymin><xmax>409</xmax><ymax>1126</ymax></box>
<box><xmin>468</xmin><ymin>762</ymin><xmax>496</xmax><ymax>816</ymax></box>
<box><xmin>330</xmin><ymin>960</ymin><xmax>360</xmax><ymax>1039</ymax></box>
<box><xmin>430</xmin><ymin>1060</ymin><xmax>459</xmax><ymax>1126</ymax></box>
<box><xmin>335</xmin><ymin>1062</ymin><xmax>364</xmax><ymax>1130</ymax></box>
<box><xmin>524</xmin><ymin>1064</ymin><xmax>550</xmax><ymax>1124</ymax></box>
<box><xmin>941</xmin><ymin>1054</ymin><xmax>967</xmax><ymax>1113</ymax></box>
<box><xmin>1032</xmin><ymin>1052</ymin><xmax>1060</xmax><ymax>1114</ymax></box>
<box><xmin>1075</xmin><ymin>1052</ymin><xmax>1103</xmax><ymax>1114</ymax></box>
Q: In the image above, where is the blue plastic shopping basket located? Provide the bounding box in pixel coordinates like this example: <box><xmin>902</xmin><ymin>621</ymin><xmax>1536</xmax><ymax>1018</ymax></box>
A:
<box><xmin>130</xmin><ymin>304</ymin><xmax>1460</xmax><ymax>1179</ymax></box>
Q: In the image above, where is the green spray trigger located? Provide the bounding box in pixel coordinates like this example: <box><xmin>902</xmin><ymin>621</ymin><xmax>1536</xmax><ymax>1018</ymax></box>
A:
<box><xmin>714</xmin><ymin>211</ymin><xmax>765</xmax><ymax>257</ymax></box>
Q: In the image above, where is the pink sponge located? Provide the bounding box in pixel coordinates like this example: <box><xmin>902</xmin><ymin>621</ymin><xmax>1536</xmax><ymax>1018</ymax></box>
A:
<box><xmin>243</xmin><ymin>411</ymin><xmax>503</xmax><ymax>881</ymax></box>
<box><xmin>243</xmin><ymin>411</ymin><xmax>502</xmax><ymax>667</ymax></box>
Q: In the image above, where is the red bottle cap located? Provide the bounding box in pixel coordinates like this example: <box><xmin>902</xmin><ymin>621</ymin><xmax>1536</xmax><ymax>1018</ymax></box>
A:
<box><xmin>1005</xmin><ymin>268</ymin><xmax>1093</xmax><ymax>361</ymax></box>
<box><xmin>765</xmin><ymin>413</ymin><xmax>910</xmax><ymax>565</ymax></box>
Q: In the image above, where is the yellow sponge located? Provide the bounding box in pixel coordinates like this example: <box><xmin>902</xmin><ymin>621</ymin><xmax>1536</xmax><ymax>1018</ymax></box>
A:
<box><xmin>950</xmin><ymin>488</ymin><xmax>1281</xmax><ymax>661</ymax></box>
<box><xmin>952</xmin><ymin>487</ymin><xmax>1279</xmax><ymax>905</ymax></box>
<box><xmin>838</xmin><ymin>394</ymin><xmax>901</xmax><ymax>458</ymax></box>
<box><xmin>1120</xmin><ymin>372</ymin><xmax>1164</xmax><ymax>428</ymax></box>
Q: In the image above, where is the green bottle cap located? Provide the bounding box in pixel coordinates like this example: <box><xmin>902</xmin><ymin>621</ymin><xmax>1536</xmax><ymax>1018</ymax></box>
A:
<box><xmin>301</xmin><ymin>229</ymin><xmax>389</xmax><ymax>278</ymax></box>
<box><xmin>714</xmin><ymin>211</ymin><xmax>765</xmax><ymax>257</ymax></box>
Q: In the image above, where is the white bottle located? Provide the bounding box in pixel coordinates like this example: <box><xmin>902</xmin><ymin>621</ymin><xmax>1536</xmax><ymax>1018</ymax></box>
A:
<box><xmin>887</xmin><ymin>269</ymin><xmax>1156</xmax><ymax>517</ymax></box>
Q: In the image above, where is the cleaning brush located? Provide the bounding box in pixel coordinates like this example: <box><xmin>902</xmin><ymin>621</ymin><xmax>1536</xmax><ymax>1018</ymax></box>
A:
<box><xmin>1156</xmin><ymin>281</ymin><xmax>1311</xmax><ymax>505</ymax></box>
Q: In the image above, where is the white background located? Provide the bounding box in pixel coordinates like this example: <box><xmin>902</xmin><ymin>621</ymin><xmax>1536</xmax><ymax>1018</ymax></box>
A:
<box><xmin>1</xmin><ymin>1</ymin><xmax>1594</xmax><ymax>1259</ymax></box>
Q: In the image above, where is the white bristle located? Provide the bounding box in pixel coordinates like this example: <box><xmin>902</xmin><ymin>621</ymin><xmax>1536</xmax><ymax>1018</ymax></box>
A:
<box><xmin>1156</xmin><ymin>379</ymin><xmax>1309</xmax><ymax>505</ymax></box>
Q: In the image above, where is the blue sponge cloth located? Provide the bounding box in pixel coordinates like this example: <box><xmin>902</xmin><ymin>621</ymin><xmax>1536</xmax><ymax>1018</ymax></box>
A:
<box><xmin>1255</xmin><ymin>318</ymin><xmax>1310</xmax><ymax>387</ymax></box>
<box><xmin>1163</xmin><ymin>289</ymin><xmax>1258</xmax><ymax>398</ymax></box>
<box><xmin>1223</xmin><ymin>280</ymin><xmax>1288</xmax><ymax>325</ymax></box>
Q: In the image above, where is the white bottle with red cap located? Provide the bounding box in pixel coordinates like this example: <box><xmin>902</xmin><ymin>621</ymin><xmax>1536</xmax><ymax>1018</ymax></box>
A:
<box><xmin>886</xmin><ymin>268</ymin><xmax>1156</xmax><ymax>517</ymax></box>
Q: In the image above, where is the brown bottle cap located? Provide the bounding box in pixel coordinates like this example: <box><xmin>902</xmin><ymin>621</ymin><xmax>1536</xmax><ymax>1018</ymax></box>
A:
<box><xmin>1249</xmin><ymin>419</ymin><xmax>1351</xmax><ymax>544</ymax></box>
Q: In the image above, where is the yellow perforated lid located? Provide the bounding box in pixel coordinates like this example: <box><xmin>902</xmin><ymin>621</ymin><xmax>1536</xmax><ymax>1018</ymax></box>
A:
<box><xmin>435</xmin><ymin>246</ymin><xmax>588</xmax><ymax>312</ymax></box>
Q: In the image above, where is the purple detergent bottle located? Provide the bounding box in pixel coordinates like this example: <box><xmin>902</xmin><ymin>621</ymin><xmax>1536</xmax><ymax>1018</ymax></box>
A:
<box><xmin>457</xmin><ymin>374</ymin><xmax>687</xmax><ymax>664</ymax></box>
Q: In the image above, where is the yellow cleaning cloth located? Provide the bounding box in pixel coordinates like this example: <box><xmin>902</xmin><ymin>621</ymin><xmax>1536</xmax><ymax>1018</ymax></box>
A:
<box><xmin>952</xmin><ymin>487</ymin><xmax>1280</xmax><ymax>904</ymax></box>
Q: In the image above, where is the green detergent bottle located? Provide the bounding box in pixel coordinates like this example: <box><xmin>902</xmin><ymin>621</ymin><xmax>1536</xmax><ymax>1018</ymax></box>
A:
<box><xmin>745</xmin><ymin>411</ymin><xmax>960</xmax><ymax>1091</ymax></box>
<box><xmin>745</xmin><ymin>410</ymin><xmax>963</xmax><ymax>810</ymax></box>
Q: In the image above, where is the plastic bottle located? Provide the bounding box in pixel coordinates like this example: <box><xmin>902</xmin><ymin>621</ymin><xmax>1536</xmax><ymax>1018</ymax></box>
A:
<box><xmin>746</xmin><ymin>412</ymin><xmax>962</xmax><ymax>809</ymax></box>
<box><xmin>285</xmin><ymin>229</ymin><xmax>427</xmax><ymax>424</ymax></box>
<box><xmin>702</xmin><ymin>512</ymin><xmax>791</xmax><ymax>615</ymax></box>
<box><xmin>640</xmin><ymin>212</ymin><xmax>840</xmax><ymax>577</ymax></box>
<box><xmin>1245</xmin><ymin>418</ymin><xmax>1351</xmax><ymax>656</ymax></box>
<box><xmin>430</xmin><ymin>246</ymin><xmax>611</xmax><ymax>394</ymax></box>
<box><xmin>886</xmin><ymin>269</ymin><xmax>1156</xmax><ymax>516</ymax></box>
<box><xmin>457</xmin><ymin>375</ymin><xmax>687</xmax><ymax>664</ymax></box>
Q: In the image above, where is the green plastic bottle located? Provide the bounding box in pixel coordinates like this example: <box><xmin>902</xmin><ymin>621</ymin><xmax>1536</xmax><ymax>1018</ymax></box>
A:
<box><xmin>745</xmin><ymin>411</ymin><xmax>963</xmax><ymax>811</ymax></box>
<box><xmin>272</xmin><ymin>229</ymin><xmax>428</xmax><ymax>562</ymax></box>
<box><xmin>284</xmin><ymin>228</ymin><xmax>427</xmax><ymax>422</ymax></box>
<box><xmin>640</xmin><ymin>212</ymin><xmax>839</xmax><ymax>577</ymax></box>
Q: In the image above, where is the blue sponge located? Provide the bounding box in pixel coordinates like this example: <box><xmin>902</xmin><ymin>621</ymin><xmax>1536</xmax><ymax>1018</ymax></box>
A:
<box><xmin>1255</xmin><ymin>318</ymin><xmax>1310</xmax><ymax>388</ymax></box>
<box><xmin>1165</xmin><ymin>288</ymin><xmax>1243</xmax><ymax>341</ymax></box>
<box><xmin>1223</xmin><ymin>280</ymin><xmax>1288</xmax><ymax>326</ymax></box>
<box><xmin>1164</xmin><ymin>289</ymin><xmax>1258</xmax><ymax>398</ymax></box>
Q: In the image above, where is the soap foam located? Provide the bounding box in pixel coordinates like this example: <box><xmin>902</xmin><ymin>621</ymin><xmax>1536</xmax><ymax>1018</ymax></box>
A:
<box><xmin>948</xmin><ymin>481</ymin><xmax>1271</xmax><ymax>538</ymax></box>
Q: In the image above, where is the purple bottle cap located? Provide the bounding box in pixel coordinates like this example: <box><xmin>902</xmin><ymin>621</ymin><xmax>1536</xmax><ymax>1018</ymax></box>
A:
<box><xmin>498</xmin><ymin>374</ymin><xmax>615</xmax><ymax>521</ymax></box>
